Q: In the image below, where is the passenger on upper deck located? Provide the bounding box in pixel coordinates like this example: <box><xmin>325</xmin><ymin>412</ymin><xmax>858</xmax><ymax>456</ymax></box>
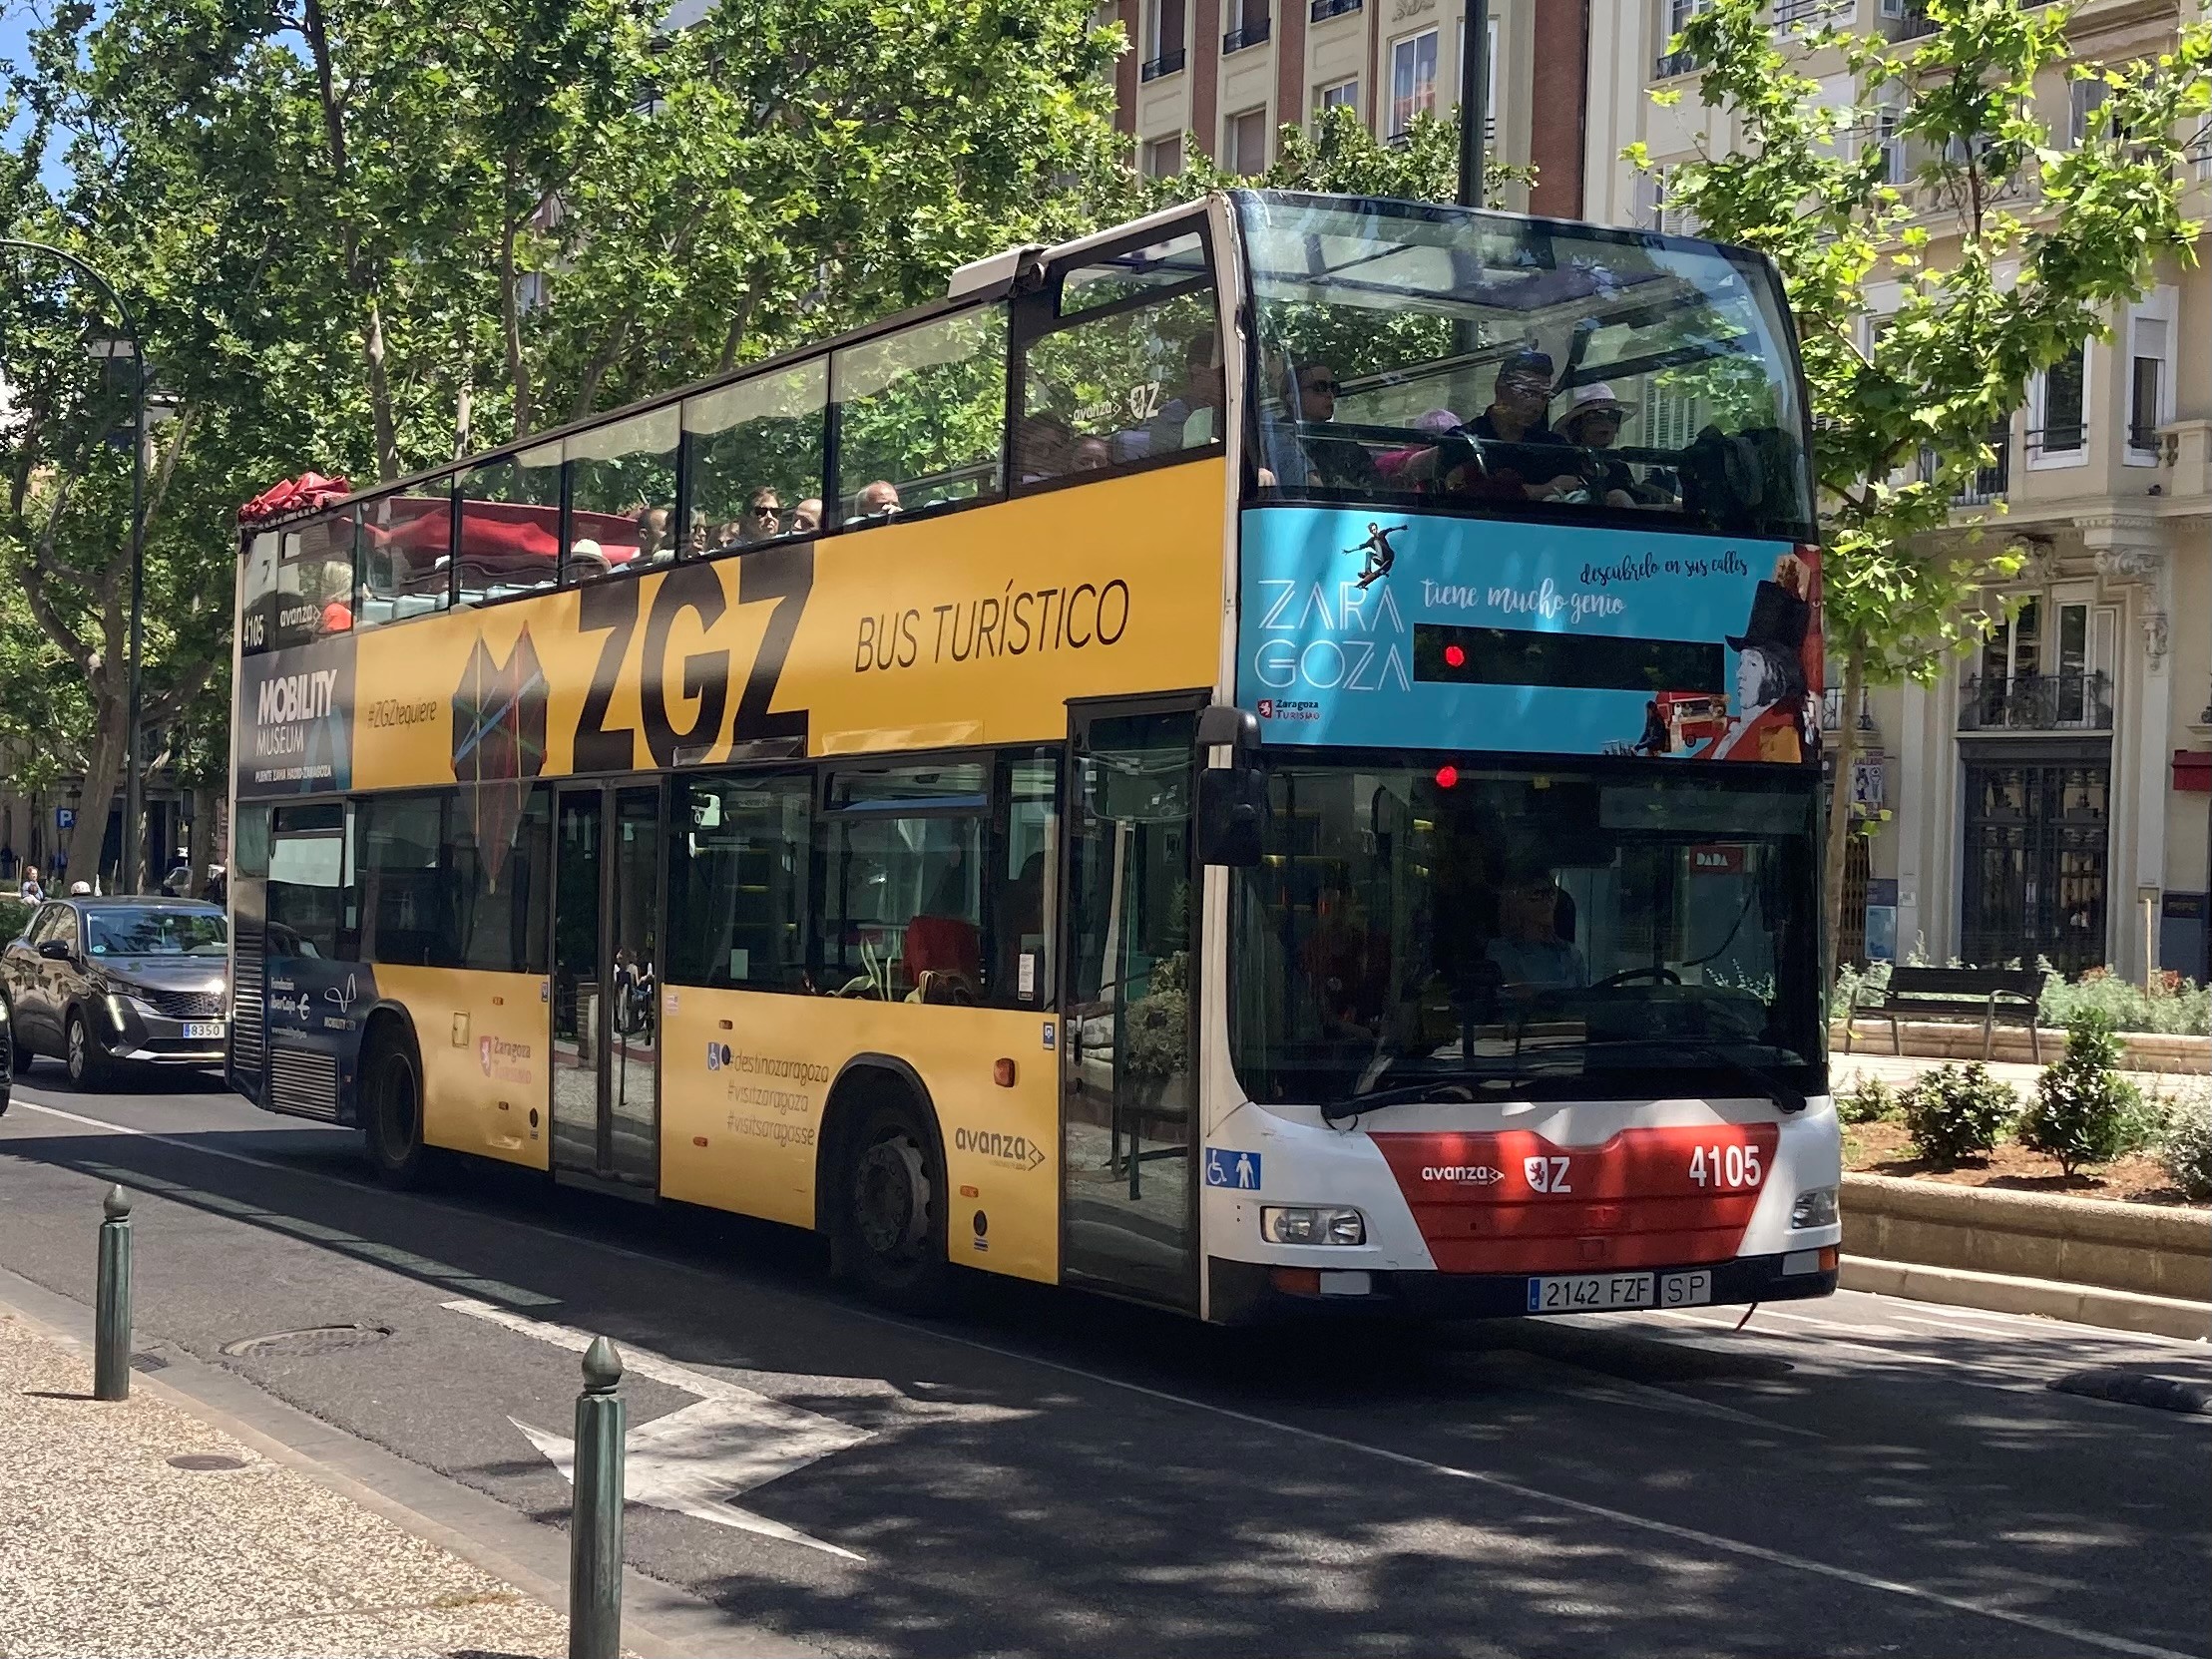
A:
<box><xmin>1017</xmin><ymin>412</ymin><xmax>1074</xmax><ymax>483</ymax></box>
<box><xmin>317</xmin><ymin>561</ymin><xmax>354</xmax><ymax>634</ymax></box>
<box><xmin>738</xmin><ymin>489</ymin><xmax>782</xmax><ymax>545</ymax></box>
<box><xmin>791</xmin><ymin>498</ymin><xmax>823</xmax><ymax>535</ymax></box>
<box><xmin>634</xmin><ymin>505</ymin><xmax>672</xmax><ymax>563</ymax></box>
<box><xmin>1072</xmin><ymin>436</ymin><xmax>1111</xmax><ymax>473</ymax></box>
<box><xmin>854</xmin><ymin>480</ymin><xmax>901</xmax><ymax>520</ymax></box>
<box><xmin>1556</xmin><ymin>384</ymin><xmax>1674</xmax><ymax>510</ymax></box>
<box><xmin>1291</xmin><ymin>362</ymin><xmax>1378</xmax><ymax>490</ymax></box>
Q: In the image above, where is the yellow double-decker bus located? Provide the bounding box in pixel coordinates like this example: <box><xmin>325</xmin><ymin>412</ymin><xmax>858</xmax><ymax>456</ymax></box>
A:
<box><xmin>229</xmin><ymin>191</ymin><xmax>1842</xmax><ymax>1321</ymax></box>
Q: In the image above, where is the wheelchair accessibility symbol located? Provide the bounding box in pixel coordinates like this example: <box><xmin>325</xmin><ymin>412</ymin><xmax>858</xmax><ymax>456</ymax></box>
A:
<box><xmin>1203</xmin><ymin>1149</ymin><xmax>1263</xmax><ymax>1191</ymax></box>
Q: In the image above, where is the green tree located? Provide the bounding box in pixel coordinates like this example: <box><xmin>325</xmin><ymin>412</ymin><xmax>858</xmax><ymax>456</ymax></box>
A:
<box><xmin>1634</xmin><ymin>0</ymin><xmax>2212</xmax><ymax>974</ymax></box>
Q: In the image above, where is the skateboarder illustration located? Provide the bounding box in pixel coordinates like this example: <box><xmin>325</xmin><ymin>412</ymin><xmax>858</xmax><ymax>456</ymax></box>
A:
<box><xmin>1344</xmin><ymin>522</ymin><xmax>1407</xmax><ymax>589</ymax></box>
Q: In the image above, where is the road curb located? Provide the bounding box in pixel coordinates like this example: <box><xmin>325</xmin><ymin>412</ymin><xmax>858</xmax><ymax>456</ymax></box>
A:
<box><xmin>0</xmin><ymin>1263</ymin><xmax>829</xmax><ymax>1659</ymax></box>
<box><xmin>1841</xmin><ymin>1255</ymin><xmax>2212</xmax><ymax>1342</ymax></box>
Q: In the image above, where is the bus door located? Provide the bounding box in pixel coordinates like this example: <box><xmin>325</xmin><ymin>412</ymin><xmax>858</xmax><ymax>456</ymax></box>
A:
<box><xmin>1061</xmin><ymin>697</ymin><xmax>1204</xmax><ymax>1310</ymax></box>
<box><xmin>550</xmin><ymin>782</ymin><xmax>663</xmax><ymax>1192</ymax></box>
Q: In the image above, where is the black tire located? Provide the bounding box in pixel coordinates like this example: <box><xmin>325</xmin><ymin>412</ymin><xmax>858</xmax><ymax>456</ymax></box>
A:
<box><xmin>360</xmin><ymin>1027</ymin><xmax>428</xmax><ymax>1188</ymax></box>
<box><xmin>65</xmin><ymin>1009</ymin><xmax>113</xmax><ymax>1091</ymax></box>
<box><xmin>830</xmin><ymin>1095</ymin><xmax>956</xmax><ymax>1315</ymax></box>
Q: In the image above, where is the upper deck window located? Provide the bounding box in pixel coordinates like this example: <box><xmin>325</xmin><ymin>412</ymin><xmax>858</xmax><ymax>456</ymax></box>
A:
<box><xmin>457</xmin><ymin>444</ymin><xmax>562</xmax><ymax>608</ymax></box>
<box><xmin>565</xmin><ymin>406</ymin><xmax>679</xmax><ymax>582</ymax></box>
<box><xmin>359</xmin><ymin>481</ymin><xmax>457</xmax><ymax>624</ymax></box>
<box><xmin>241</xmin><ymin>511</ymin><xmax>356</xmax><ymax>655</ymax></box>
<box><xmin>683</xmin><ymin>359</ymin><xmax>827</xmax><ymax>553</ymax></box>
<box><xmin>1234</xmin><ymin>193</ymin><xmax>1816</xmax><ymax>542</ymax></box>
<box><xmin>832</xmin><ymin>307</ymin><xmax>1007</xmax><ymax>523</ymax></box>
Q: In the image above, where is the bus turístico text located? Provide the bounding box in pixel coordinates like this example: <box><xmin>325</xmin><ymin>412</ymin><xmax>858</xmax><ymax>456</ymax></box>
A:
<box><xmin>227</xmin><ymin>190</ymin><xmax>1841</xmax><ymax>1322</ymax></box>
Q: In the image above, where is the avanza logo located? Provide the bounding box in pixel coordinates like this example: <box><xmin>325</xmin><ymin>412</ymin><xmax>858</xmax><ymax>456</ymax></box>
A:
<box><xmin>1421</xmin><ymin>1164</ymin><xmax>1504</xmax><ymax>1185</ymax></box>
<box><xmin>954</xmin><ymin>1126</ymin><xmax>1047</xmax><ymax>1171</ymax></box>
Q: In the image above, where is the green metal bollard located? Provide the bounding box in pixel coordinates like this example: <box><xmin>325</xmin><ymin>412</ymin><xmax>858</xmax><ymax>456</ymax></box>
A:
<box><xmin>569</xmin><ymin>1335</ymin><xmax>626</xmax><ymax>1659</ymax></box>
<box><xmin>94</xmin><ymin>1184</ymin><xmax>133</xmax><ymax>1402</ymax></box>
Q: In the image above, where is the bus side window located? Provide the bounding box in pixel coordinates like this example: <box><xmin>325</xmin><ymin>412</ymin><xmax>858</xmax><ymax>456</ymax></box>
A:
<box><xmin>683</xmin><ymin>361</ymin><xmax>827</xmax><ymax>556</ymax></box>
<box><xmin>667</xmin><ymin>773</ymin><xmax>814</xmax><ymax>993</ymax></box>
<box><xmin>991</xmin><ymin>752</ymin><xmax>1060</xmax><ymax>1007</ymax></box>
<box><xmin>566</xmin><ymin>406</ymin><xmax>678</xmax><ymax>582</ymax></box>
<box><xmin>832</xmin><ymin>308</ymin><xmax>1007</xmax><ymax>523</ymax></box>
<box><xmin>457</xmin><ymin>446</ymin><xmax>561</xmax><ymax>609</ymax></box>
<box><xmin>1020</xmin><ymin>229</ymin><xmax>1218</xmax><ymax>483</ymax></box>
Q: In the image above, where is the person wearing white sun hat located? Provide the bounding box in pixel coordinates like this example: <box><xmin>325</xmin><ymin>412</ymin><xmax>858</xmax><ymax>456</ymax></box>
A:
<box><xmin>1555</xmin><ymin>381</ymin><xmax>1675</xmax><ymax>509</ymax></box>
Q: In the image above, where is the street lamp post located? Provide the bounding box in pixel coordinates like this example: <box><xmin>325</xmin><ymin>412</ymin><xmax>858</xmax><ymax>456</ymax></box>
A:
<box><xmin>1457</xmin><ymin>0</ymin><xmax>1491</xmax><ymax>209</ymax></box>
<box><xmin>2</xmin><ymin>237</ymin><xmax>149</xmax><ymax>895</ymax></box>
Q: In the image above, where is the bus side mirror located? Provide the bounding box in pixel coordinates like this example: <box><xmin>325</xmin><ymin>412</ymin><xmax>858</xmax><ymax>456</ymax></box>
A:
<box><xmin>1198</xmin><ymin>766</ymin><xmax>1265</xmax><ymax>868</ymax></box>
<box><xmin>1195</xmin><ymin>704</ymin><xmax>1264</xmax><ymax>868</ymax></box>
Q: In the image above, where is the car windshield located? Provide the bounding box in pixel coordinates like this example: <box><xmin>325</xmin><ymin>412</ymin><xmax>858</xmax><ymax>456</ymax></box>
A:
<box><xmin>85</xmin><ymin>909</ymin><xmax>228</xmax><ymax>958</ymax></box>
<box><xmin>1228</xmin><ymin>761</ymin><xmax>1822</xmax><ymax>1106</ymax></box>
<box><xmin>1234</xmin><ymin>192</ymin><xmax>1816</xmax><ymax>542</ymax></box>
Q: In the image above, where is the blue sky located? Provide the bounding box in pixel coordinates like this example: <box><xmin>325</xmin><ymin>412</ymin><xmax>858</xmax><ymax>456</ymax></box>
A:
<box><xmin>3</xmin><ymin>1</ymin><xmax>85</xmax><ymax>192</ymax></box>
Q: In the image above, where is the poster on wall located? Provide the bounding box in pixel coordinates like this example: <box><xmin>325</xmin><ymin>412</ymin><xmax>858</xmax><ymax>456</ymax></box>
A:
<box><xmin>1237</xmin><ymin>507</ymin><xmax>1824</xmax><ymax>763</ymax></box>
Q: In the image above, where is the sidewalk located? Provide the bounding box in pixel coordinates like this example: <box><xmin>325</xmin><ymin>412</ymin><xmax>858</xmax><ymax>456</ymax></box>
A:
<box><xmin>0</xmin><ymin>1310</ymin><xmax>574</xmax><ymax>1659</ymax></box>
<box><xmin>1831</xmin><ymin>1047</ymin><xmax>2186</xmax><ymax>1100</ymax></box>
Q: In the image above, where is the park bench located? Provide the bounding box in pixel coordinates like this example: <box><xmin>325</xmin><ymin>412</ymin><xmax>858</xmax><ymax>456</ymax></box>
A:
<box><xmin>1843</xmin><ymin>965</ymin><xmax>2046</xmax><ymax>1061</ymax></box>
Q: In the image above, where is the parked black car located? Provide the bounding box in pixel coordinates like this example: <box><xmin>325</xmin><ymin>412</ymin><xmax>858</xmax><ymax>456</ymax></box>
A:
<box><xmin>1</xmin><ymin>897</ymin><xmax>229</xmax><ymax>1088</ymax></box>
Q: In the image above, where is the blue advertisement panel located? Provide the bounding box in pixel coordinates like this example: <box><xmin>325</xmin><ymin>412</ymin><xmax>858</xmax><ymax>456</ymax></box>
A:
<box><xmin>1236</xmin><ymin>507</ymin><xmax>1824</xmax><ymax>763</ymax></box>
<box><xmin>234</xmin><ymin>633</ymin><xmax>356</xmax><ymax>797</ymax></box>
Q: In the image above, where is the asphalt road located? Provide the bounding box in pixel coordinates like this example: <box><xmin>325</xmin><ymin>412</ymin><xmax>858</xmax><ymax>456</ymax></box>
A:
<box><xmin>2</xmin><ymin>1067</ymin><xmax>2207</xmax><ymax>1659</ymax></box>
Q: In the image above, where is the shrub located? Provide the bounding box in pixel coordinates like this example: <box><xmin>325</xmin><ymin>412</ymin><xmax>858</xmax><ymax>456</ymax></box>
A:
<box><xmin>1899</xmin><ymin>1062</ymin><xmax>2019</xmax><ymax>1168</ymax></box>
<box><xmin>2040</xmin><ymin>967</ymin><xmax>2209</xmax><ymax>1037</ymax></box>
<box><xmin>2157</xmin><ymin>1085</ymin><xmax>2212</xmax><ymax>1202</ymax></box>
<box><xmin>1829</xmin><ymin>960</ymin><xmax>1890</xmax><ymax>1027</ymax></box>
<box><xmin>0</xmin><ymin>894</ymin><xmax>30</xmax><ymax>943</ymax></box>
<box><xmin>1836</xmin><ymin>1073</ymin><xmax>1898</xmax><ymax>1125</ymax></box>
<box><xmin>2017</xmin><ymin>1013</ymin><xmax>2145</xmax><ymax>1176</ymax></box>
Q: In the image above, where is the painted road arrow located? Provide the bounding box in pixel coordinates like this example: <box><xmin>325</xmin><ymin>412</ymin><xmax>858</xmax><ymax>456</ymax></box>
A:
<box><xmin>445</xmin><ymin>1297</ymin><xmax>869</xmax><ymax>1560</ymax></box>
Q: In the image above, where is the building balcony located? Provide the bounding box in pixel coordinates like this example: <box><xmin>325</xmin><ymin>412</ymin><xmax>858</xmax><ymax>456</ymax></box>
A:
<box><xmin>1919</xmin><ymin>436</ymin><xmax>2008</xmax><ymax>506</ymax></box>
<box><xmin>1310</xmin><ymin>0</ymin><xmax>1360</xmax><ymax>20</ymax></box>
<box><xmin>1139</xmin><ymin>48</ymin><xmax>1185</xmax><ymax>81</ymax></box>
<box><xmin>1223</xmin><ymin>19</ymin><xmax>1271</xmax><ymax>53</ymax></box>
<box><xmin>1653</xmin><ymin>49</ymin><xmax>1698</xmax><ymax>79</ymax></box>
<box><xmin>1958</xmin><ymin>672</ymin><xmax>2113</xmax><ymax>734</ymax></box>
<box><xmin>1771</xmin><ymin>0</ymin><xmax>1841</xmax><ymax>25</ymax></box>
<box><xmin>1887</xmin><ymin>4</ymin><xmax>1936</xmax><ymax>38</ymax></box>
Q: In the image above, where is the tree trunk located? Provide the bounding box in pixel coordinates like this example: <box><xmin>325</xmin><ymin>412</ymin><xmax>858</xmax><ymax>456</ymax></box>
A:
<box><xmin>187</xmin><ymin>781</ymin><xmax>220</xmax><ymax>897</ymax></box>
<box><xmin>500</xmin><ymin>171</ymin><xmax>533</xmax><ymax>440</ymax></box>
<box><xmin>1821</xmin><ymin>638</ymin><xmax>1867</xmax><ymax>992</ymax></box>
<box><xmin>65</xmin><ymin>692</ymin><xmax>126</xmax><ymax>892</ymax></box>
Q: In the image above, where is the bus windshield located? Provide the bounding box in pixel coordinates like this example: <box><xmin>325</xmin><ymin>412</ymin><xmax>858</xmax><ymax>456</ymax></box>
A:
<box><xmin>1228</xmin><ymin>762</ymin><xmax>1822</xmax><ymax>1107</ymax></box>
<box><xmin>1235</xmin><ymin>192</ymin><xmax>1816</xmax><ymax>543</ymax></box>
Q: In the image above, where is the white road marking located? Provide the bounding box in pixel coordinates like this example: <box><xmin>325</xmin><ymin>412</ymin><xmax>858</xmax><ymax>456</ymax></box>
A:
<box><xmin>445</xmin><ymin>1298</ymin><xmax>867</xmax><ymax>1560</ymax></box>
<box><xmin>11</xmin><ymin>1090</ymin><xmax>2194</xmax><ymax>1653</ymax></box>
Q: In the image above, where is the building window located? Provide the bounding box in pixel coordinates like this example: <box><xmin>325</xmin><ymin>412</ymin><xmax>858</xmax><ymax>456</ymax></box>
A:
<box><xmin>1451</xmin><ymin>14</ymin><xmax>1499</xmax><ymax>142</ymax></box>
<box><xmin>2067</xmin><ymin>77</ymin><xmax>2108</xmax><ymax>148</ymax></box>
<box><xmin>1389</xmin><ymin>30</ymin><xmax>1438</xmax><ymax>138</ymax></box>
<box><xmin>2126</xmin><ymin>309</ymin><xmax>2170</xmax><ymax>461</ymax></box>
<box><xmin>1876</xmin><ymin>107</ymin><xmax>1907</xmax><ymax>186</ymax></box>
<box><xmin>1656</xmin><ymin>0</ymin><xmax>1706</xmax><ymax>78</ymax></box>
<box><xmin>1225</xmin><ymin>106</ymin><xmax>1269</xmax><ymax>175</ymax></box>
<box><xmin>1314</xmin><ymin>78</ymin><xmax>1358</xmax><ymax>128</ymax></box>
<box><xmin>2029</xmin><ymin>341</ymin><xmax>2086</xmax><ymax>462</ymax></box>
<box><xmin>1141</xmin><ymin>0</ymin><xmax>1186</xmax><ymax>79</ymax></box>
<box><xmin>1142</xmin><ymin>134</ymin><xmax>1184</xmax><ymax>178</ymax></box>
<box><xmin>1223</xmin><ymin>0</ymin><xmax>1270</xmax><ymax>53</ymax></box>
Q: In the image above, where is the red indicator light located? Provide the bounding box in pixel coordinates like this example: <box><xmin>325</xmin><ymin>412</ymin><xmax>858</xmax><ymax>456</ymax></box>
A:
<box><xmin>1443</xmin><ymin>642</ymin><xmax>1466</xmax><ymax>668</ymax></box>
<box><xmin>1435</xmin><ymin>765</ymin><xmax>1460</xmax><ymax>789</ymax></box>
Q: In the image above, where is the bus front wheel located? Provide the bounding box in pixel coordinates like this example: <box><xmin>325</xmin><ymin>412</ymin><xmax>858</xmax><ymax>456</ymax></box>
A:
<box><xmin>831</xmin><ymin>1096</ymin><xmax>954</xmax><ymax>1315</ymax></box>
<box><xmin>361</xmin><ymin>1028</ymin><xmax>427</xmax><ymax>1188</ymax></box>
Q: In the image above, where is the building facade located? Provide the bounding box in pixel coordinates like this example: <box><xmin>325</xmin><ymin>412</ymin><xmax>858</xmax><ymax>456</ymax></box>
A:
<box><xmin>1106</xmin><ymin>0</ymin><xmax>1594</xmax><ymax>216</ymax></box>
<box><xmin>1583</xmin><ymin>0</ymin><xmax>2212</xmax><ymax>984</ymax></box>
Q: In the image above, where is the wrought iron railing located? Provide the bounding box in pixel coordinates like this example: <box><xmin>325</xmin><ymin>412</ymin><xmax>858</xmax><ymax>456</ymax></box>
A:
<box><xmin>1958</xmin><ymin>671</ymin><xmax>2112</xmax><ymax>733</ymax></box>
<box><xmin>1311</xmin><ymin>0</ymin><xmax>1360</xmax><ymax>20</ymax></box>
<box><xmin>1654</xmin><ymin>49</ymin><xmax>1698</xmax><ymax>78</ymax></box>
<box><xmin>1890</xmin><ymin>5</ymin><xmax>1936</xmax><ymax>39</ymax></box>
<box><xmin>1820</xmin><ymin>687</ymin><xmax>1876</xmax><ymax>733</ymax></box>
<box><xmin>1223</xmin><ymin>18</ymin><xmax>1271</xmax><ymax>52</ymax></box>
<box><xmin>2025</xmin><ymin>423</ymin><xmax>2085</xmax><ymax>458</ymax></box>
<box><xmin>1139</xmin><ymin>48</ymin><xmax>1185</xmax><ymax>81</ymax></box>
<box><xmin>1919</xmin><ymin>432</ymin><xmax>2008</xmax><ymax>505</ymax></box>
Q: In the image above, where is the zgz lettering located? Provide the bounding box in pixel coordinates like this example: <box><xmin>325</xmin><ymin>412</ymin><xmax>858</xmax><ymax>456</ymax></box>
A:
<box><xmin>1523</xmin><ymin>1155</ymin><xmax>1572</xmax><ymax>1194</ymax></box>
<box><xmin>570</xmin><ymin>546</ymin><xmax>813</xmax><ymax>769</ymax></box>
<box><xmin>1688</xmin><ymin>1143</ymin><xmax>1762</xmax><ymax>1189</ymax></box>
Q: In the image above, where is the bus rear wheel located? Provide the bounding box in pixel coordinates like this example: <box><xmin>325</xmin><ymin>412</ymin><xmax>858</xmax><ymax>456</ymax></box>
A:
<box><xmin>831</xmin><ymin>1097</ymin><xmax>954</xmax><ymax>1315</ymax></box>
<box><xmin>361</xmin><ymin>1028</ymin><xmax>427</xmax><ymax>1188</ymax></box>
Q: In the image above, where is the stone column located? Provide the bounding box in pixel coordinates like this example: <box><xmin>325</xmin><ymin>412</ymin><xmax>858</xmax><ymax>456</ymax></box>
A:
<box><xmin>2087</xmin><ymin>516</ymin><xmax>2170</xmax><ymax>980</ymax></box>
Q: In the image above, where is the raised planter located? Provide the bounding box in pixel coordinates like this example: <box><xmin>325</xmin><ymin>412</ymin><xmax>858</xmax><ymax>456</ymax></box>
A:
<box><xmin>1842</xmin><ymin>1172</ymin><xmax>2210</xmax><ymax>1302</ymax></box>
<box><xmin>1829</xmin><ymin>1018</ymin><xmax>2208</xmax><ymax>1074</ymax></box>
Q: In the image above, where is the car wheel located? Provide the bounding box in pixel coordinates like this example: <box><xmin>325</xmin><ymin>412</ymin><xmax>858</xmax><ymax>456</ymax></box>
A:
<box><xmin>830</xmin><ymin>1094</ymin><xmax>956</xmax><ymax>1315</ymax></box>
<box><xmin>65</xmin><ymin>1010</ymin><xmax>113</xmax><ymax>1090</ymax></box>
<box><xmin>361</xmin><ymin>1027</ymin><xmax>427</xmax><ymax>1188</ymax></box>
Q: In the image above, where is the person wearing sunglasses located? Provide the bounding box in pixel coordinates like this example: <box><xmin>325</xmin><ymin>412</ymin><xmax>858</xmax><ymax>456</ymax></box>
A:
<box><xmin>738</xmin><ymin>488</ymin><xmax>781</xmax><ymax>546</ymax></box>
<box><xmin>1294</xmin><ymin>362</ymin><xmax>1377</xmax><ymax>490</ymax></box>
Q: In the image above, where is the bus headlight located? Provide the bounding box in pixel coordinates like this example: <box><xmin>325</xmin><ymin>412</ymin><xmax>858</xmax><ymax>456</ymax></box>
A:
<box><xmin>1261</xmin><ymin>1206</ymin><xmax>1366</xmax><ymax>1246</ymax></box>
<box><xmin>1790</xmin><ymin>1186</ymin><xmax>1839</xmax><ymax>1229</ymax></box>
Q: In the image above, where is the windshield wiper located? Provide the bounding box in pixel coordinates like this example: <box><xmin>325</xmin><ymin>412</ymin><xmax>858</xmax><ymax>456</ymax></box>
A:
<box><xmin>1628</xmin><ymin>1039</ymin><xmax>1808</xmax><ymax>1114</ymax></box>
<box><xmin>1320</xmin><ymin>1074</ymin><xmax>1492</xmax><ymax>1125</ymax></box>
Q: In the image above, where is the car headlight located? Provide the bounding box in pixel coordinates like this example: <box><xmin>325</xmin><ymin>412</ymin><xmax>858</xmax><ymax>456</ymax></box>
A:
<box><xmin>105</xmin><ymin>993</ymin><xmax>133</xmax><ymax>1028</ymax></box>
<box><xmin>1260</xmin><ymin>1205</ymin><xmax>1366</xmax><ymax>1246</ymax></box>
<box><xmin>1790</xmin><ymin>1185</ymin><xmax>1840</xmax><ymax>1229</ymax></box>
